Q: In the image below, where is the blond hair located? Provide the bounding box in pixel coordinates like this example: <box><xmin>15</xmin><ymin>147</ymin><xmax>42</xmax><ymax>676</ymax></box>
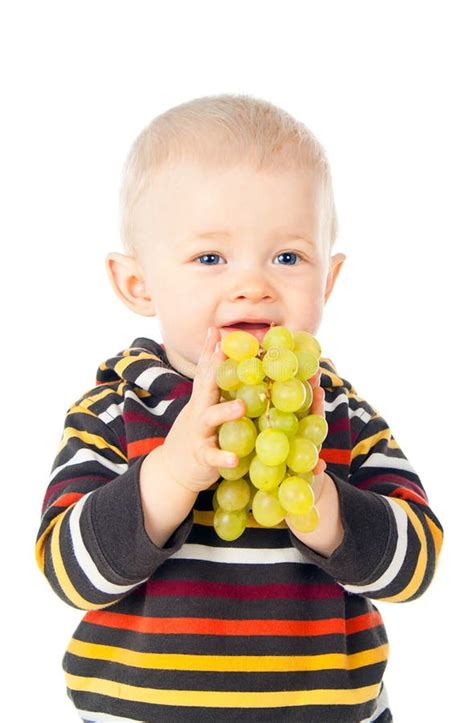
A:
<box><xmin>119</xmin><ymin>93</ymin><xmax>338</xmax><ymax>257</ymax></box>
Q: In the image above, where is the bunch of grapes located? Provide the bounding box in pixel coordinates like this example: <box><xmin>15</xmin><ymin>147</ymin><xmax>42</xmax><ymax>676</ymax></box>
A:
<box><xmin>213</xmin><ymin>325</ymin><xmax>328</xmax><ymax>541</ymax></box>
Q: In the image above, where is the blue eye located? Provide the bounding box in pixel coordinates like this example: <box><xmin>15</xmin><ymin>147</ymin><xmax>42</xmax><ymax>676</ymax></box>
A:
<box><xmin>196</xmin><ymin>253</ymin><xmax>223</xmax><ymax>265</ymax></box>
<box><xmin>275</xmin><ymin>252</ymin><xmax>300</xmax><ymax>265</ymax></box>
<box><xmin>194</xmin><ymin>251</ymin><xmax>302</xmax><ymax>266</ymax></box>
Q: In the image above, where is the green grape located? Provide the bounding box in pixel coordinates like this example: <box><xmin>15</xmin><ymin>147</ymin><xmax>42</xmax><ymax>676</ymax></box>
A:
<box><xmin>262</xmin><ymin>347</ymin><xmax>299</xmax><ymax>381</ymax></box>
<box><xmin>286</xmin><ymin>506</ymin><xmax>320</xmax><ymax>533</ymax></box>
<box><xmin>214</xmin><ymin>507</ymin><xmax>248</xmax><ymax>541</ymax></box>
<box><xmin>218</xmin><ymin>452</ymin><xmax>252</xmax><ymax>480</ymax></box>
<box><xmin>222</xmin><ymin>330</ymin><xmax>259</xmax><ymax>361</ymax></box>
<box><xmin>246</xmin><ymin>479</ymin><xmax>258</xmax><ymax>511</ymax></box>
<box><xmin>258</xmin><ymin>407</ymin><xmax>299</xmax><ymax>437</ymax></box>
<box><xmin>278</xmin><ymin>476</ymin><xmax>315</xmax><ymax>515</ymax></box>
<box><xmin>271</xmin><ymin>378</ymin><xmax>306</xmax><ymax>412</ymax></box>
<box><xmin>295</xmin><ymin>350</ymin><xmax>320</xmax><ymax>381</ymax></box>
<box><xmin>255</xmin><ymin>428</ymin><xmax>290</xmax><ymax>465</ymax></box>
<box><xmin>293</xmin><ymin>331</ymin><xmax>321</xmax><ymax>360</ymax></box>
<box><xmin>296</xmin><ymin>471</ymin><xmax>314</xmax><ymax>484</ymax></box>
<box><xmin>237</xmin><ymin>357</ymin><xmax>265</xmax><ymax>385</ymax></box>
<box><xmin>286</xmin><ymin>436</ymin><xmax>319</xmax><ymax>474</ymax></box>
<box><xmin>216</xmin><ymin>478</ymin><xmax>251</xmax><ymax>512</ymax></box>
<box><xmin>295</xmin><ymin>380</ymin><xmax>314</xmax><ymax>418</ymax></box>
<box><xmin>249</xmin><ymin>456</ymin><xmax>286</xmax><ymax>491</ymax></box>
<box><xmin>216</xmin><ymin>358</ymin><xmax>241</xmax><ymax>391</ymax></box>
<box><xmin>262</xmin><ymin>325</ymin><xmax>295</xmax><ymax>351</ymax></box>
<box><xmin>236</xmin><ymin>382</ymin><xmax>269</xmax><ymax>418</ymax></box>
<box><xmin>213</xmin><ymin>324</ymin><xmax>325</xmax><ymax>538</ymax></box>
<box><xmin>221</xmin><ymin>388</ymin><xmax>238</xmax><ymax>401</ymax></box>
<box><xmin>298</xmin><ymin>414</ymin><xmax>328</xmax><ymax>447</ymax></box>
<box><xmin>252</xmin><ymin>489</ymin><xmax>286</xmax><ymax>526</ymax></box>
<box><xmin>218</xmin><ymin>416</ymin><xmax>257</xmax><ymax>456</ymax></box>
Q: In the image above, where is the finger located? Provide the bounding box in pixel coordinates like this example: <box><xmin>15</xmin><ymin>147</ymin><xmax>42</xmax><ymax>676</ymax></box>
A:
<box><xmin>312</xmin><ymin>457</ymin><xmax>326</xmax><ymax>476</ymax></box>
<box><xmin>311</xmin><ymin>385</ymin><xmax>325</xmax><ymax>415</ymax></box>
<box><xmin>308</xmin><ymin>368</ymin><xmax>322</xmax><ymax>387</ymax></box>
<box><xmin>202</xmin><ymin>398</ymin><xmax>246</xmax><ymax>432</ymax></box>
<box><xmin>192</xmin><ymin>326</ymin><xmax>225</xmax><ymax>405</ymax></box>
<box><xmin>202</xmin><ymin>443</ymin><xmax>240</xmax><ymax>469</ymax></box>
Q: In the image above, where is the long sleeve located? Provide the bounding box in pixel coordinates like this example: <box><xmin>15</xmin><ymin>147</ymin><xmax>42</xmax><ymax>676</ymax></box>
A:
<box><xmin>290</xmin><ymin>406</ymin><xmax>444</xmax><ymax>602</ymax></box>
<box><xmin>35</xmin><ymin>402</ymin><xmax>193</xmax><ymax>611</ymax></box>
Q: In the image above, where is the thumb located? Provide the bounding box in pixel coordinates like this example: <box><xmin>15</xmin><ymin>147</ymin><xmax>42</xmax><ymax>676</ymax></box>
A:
<box><xmin>192</xmin><ymin>326</ymin><xmax>226</xmax><ymax>406</ymax></box>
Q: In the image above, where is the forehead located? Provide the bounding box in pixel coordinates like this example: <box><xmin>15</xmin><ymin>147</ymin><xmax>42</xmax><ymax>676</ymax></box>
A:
<box><xmin>138</xmin><ymin>162</ymin><xmax>321</xmax><ymax>242</ymax></box>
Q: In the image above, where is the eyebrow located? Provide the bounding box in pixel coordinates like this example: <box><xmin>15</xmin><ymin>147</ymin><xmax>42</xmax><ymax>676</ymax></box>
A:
<box><xmin>186</xmin><ymin>230</ymin><xmax>314</xmax><ymax>245</ymax></box>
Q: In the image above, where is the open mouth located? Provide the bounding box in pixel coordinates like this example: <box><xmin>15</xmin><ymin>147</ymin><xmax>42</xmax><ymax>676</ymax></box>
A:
<box><xmin>223</xmin><ymin>322</ymin><xmax>271</xmax><ymax>330</ymax></box>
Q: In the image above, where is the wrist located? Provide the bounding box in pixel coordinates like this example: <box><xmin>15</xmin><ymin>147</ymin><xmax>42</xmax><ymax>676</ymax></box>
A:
<box><xmin>287</xmin><ymin>472</ymin><xmax>344</xmax><ymax>558</ymax></box>
<box><xmin>139</xmin><ymin>446</ymin><xmax>197</xmax><ymax>547</ymax></box>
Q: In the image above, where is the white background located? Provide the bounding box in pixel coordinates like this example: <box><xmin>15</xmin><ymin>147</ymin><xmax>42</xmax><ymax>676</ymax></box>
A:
<box><xmin>1</xmin><ymin>1</ymin><xmax>472</xmax><ymax>720</ymax></box>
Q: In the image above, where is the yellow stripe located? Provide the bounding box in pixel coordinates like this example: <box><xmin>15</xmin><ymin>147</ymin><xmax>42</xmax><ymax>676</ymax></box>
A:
<box><xmin>425</xmin><ymin>513</ymin><xmax>443</xmax><ymax>573</ymax></box>
<box><xmin>379</xmin><ymin>499</ymin><xmax>427</xmax><ymax>602</ymax></box>
<box><xmin>112</xmin><ymin>352</ymin><xmax>159</xmax><ymax>377</ymax></box>
<box><xmin>193</xmin><ymin>510</ymin><xmax>286</xmax><ymax>529</ymax></box>
<box><xmin>67</xmin><ymin>638</ymin><xmax>388</xmax><ymax>672</ymax></box>
<box><xmin>35</xmin><ymin>513</ymin><xmax>62</xmax><ymax>573</ymax></box>
<box><xmin>77</xmin><ymin>390</ymin><xmax>117</xmax><ymax>409</ymax></box>
<box><xmin>65</xmin><ymin>672</ymin><xmax>381</xmax><ymax>707</ymax></box>
<box><xmin>351</xmin><ymin>428</ymin><xmax>392</xmax><ymax>461</ymax></box>
<box><xmin>51</xmin><ymin>507</ymin><xmax>115</xmax><ymax>610</ymax></box>
<box><xmin>58</xmin><ymin>425</ymin><xmax>127</xmax><ymax>462</ymax></box>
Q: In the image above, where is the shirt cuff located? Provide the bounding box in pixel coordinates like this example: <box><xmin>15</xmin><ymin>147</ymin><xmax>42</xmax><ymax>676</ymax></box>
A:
<box><xmin>82</xmin><ymin>454</ymin><xmax>194</xmax><ymax>583</ymax></box>
<box><xmin>289</xmin><ymin>469</ymin><xmax>396</xmax><ymax>585</ymax></box>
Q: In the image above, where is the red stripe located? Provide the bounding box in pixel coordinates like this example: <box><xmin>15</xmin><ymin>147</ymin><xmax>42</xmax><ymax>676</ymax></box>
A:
<box><xmin>356</xmin><ymin>473</ymin><xmax>428</xmax><ymax>503</ymax></box>
<box><xmin>145</xmin><ymin>580</ymin><xmax>343</xmax><ymax>600</ymax></box>
<box><xmin>320</xmin><ymin>448</ymin><xmax>351</xmax><ymax>465</ymax></box>
<box><xmin>83</xmin><ymin>610</ymin><xmax>383</xmax><ymax>636</ymax></box>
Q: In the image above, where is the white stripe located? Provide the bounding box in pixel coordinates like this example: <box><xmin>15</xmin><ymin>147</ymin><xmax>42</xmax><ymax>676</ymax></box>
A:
<box><xmin>325</xmin><ymin>392</ymin><xmax>372</xmax><ymax>426</ymax></box>
<box><xmin>98</xmin><ymin>404</ymin><xmax>123</xmax><ymax>424</ymax></box>
<box><xmin>360</xmin><ymin>451</ymin><xmax>417</xmax><ymax>475</ymax></box>
<box><xmin>359</xmin><ymin>682</ymin><xmax>390</xmax><ymax>722</ymax></box>
<box><xmin>343</xmin><ymin>497</ymin><xmax>408</xmax><ymax>594</ymax></box>
<box><xmin>77</xmin><ymin>710</ymin><xmax>144</xmax><ymax>723</ymax></box>
<box><xmin>324</xmin><ymin>391</ymin><xmax>348</xmax><ymax>412</ymax></box>
<box><xmin>49</xmin><ymin>448</ymin><xmax>127</xmax><ymax>484</ymax></box>
<box><xmin>68</xmin><ymin>493</ymin><xmax>148</xmax><ymax>595</ymax></box>
<box><xmin>349</xmin><ymin>406</ymin><xmax>373</xmax><ymax>426</ymax></box>
<box><xmin>173</xmin><ymin>543</ymin><xmax>310</xmax><ymax>565</ymax></box>
<box><xmin>135</xmin><ymin>365</ymin><xmax>178</xmax><ymax>391</ymax></box>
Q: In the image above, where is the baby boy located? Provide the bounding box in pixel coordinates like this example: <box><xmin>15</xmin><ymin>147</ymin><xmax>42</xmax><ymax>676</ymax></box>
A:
<box><xmin>36</xmin><ymin>94</ymin><xmax>443</xmax><ymax>723</ymax></box>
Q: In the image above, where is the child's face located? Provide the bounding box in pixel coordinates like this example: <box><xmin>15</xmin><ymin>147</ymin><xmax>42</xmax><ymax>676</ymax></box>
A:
<box><xmin>109</xmin><ymin>161</ymin><xmax>345</xmax><ymax>379</ymax></box>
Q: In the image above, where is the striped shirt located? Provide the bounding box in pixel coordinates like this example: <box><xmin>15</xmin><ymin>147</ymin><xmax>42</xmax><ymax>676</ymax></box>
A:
<box><xmin>35</xmin><ymin>337</ymin><xmax>443</xmax><ymax>722</ymax></box>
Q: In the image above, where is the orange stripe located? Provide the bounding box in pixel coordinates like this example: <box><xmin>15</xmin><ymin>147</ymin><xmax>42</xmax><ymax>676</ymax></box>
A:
<box><xmin>84</xmin><ymin>610</ymin><xmax>383</xmax><ymax>637</ymax></box>
<box><xmin>52</xmin><ymin>491</ymin><xmax>84</xmax><ymax>508</ymax></box>
<box><xmin>128</xmin><ymin>437</ymin><xmax>165</xmax><ymax>459</ymax></box>
<box><xmin>391</xmin><ymin>486</ymin><xmax>429</xmax><ymax>507</ymax></box>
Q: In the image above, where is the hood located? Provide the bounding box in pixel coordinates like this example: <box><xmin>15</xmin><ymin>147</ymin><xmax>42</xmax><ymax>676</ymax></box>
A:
<box><xmin>95</xmin><ymin>336</ymin><xmax>358</xmax><ymax>395</ymax></box>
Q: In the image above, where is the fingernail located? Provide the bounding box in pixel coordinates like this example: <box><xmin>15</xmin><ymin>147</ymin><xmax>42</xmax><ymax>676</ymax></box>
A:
<box><xmin>207</xmin><ymin>327</ymin><xmax>212</xmax><ymax>338</ymax></box>
<box><xmin>215</xmin><ymin>341</ymin><xmax>221</xmax><ymax>353</ymax></box>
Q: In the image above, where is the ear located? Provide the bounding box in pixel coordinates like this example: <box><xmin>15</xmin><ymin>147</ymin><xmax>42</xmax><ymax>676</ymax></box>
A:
<box><xmin>324</xmin><ymin>253</ymin><xmax>346</xmax><ymax>302</ymax></box>
<box><xmin>105</xmin><ymin>252</ymin><xmax>156</xmax><ymax>317</ymax></box>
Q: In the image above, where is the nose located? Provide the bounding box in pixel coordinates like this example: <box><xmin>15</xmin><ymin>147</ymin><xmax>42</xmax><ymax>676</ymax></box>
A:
<box><xmin>228</xmin><ymin>270</ymin><xmax>275</xmax><ymax>302</ymax></box>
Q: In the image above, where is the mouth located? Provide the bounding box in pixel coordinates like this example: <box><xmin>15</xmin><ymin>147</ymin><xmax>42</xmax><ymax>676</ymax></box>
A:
<box><xmin>222</xmin><ymin>321</ymin><xmax>271</xmax><ymax>331</ymax></box>
<box><xmin>220</xmin><ymin>320</ymin><xmax>277</xmax><ymax>342</ymax></box>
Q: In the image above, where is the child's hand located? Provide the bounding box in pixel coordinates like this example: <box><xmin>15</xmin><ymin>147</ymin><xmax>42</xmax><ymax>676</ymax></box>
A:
<box><xmin>308</xmin><ymin>368</ymin><xmax>327</xmax><ymax>478</ymax></box>
<box><xmin>159</xmin><ymin>326</ymin><xmax>246</xmax><ymax>495</ymax></box>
